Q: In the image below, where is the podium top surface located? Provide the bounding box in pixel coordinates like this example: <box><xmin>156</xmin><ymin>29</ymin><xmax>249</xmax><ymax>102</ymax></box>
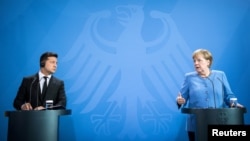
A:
<box><xmin>181</xmin><ymin>107</ymin><xmax>247</xmax><ymax>114</ymax></box>
<box><xmin>5</xmin><ymin>109</ymin><xmax>72</xmax><ymax>117</ymax></box>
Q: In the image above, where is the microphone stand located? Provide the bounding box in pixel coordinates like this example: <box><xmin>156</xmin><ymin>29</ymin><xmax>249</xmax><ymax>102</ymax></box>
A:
<box><xmin>207</xmin><ymin>77</ymin><xmax>216</xmax><ymax>108</ymax></box>
<box><xmin>29</xmin><ymin>77</ymin><xmax>37</xmax><ymax>103</ymax></box>
<box><xmin>217</xmin><ymin>77</ymin><xmax>225</xmax><ymax>107</ymax></box>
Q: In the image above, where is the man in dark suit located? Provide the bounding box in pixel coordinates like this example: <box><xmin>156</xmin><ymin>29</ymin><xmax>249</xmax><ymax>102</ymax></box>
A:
<box><xmin>13</xmin><ymin>52</ymin><xmax>67</xmax><ymax>110</ymax></box>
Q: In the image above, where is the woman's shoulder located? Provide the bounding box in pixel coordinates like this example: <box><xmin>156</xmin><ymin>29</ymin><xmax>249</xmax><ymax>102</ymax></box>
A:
<box><xmin>185</xmin><ymin>70</ymin><xmax>226</xmax><ymax>77</ymax></box>
<box><xmin>211</xmin><ymin>70</ymin><xmax>225</xmax><ymax>75</ymax></box>
<box><xmin>185</xmin><ymin>71</ymin><xmax>197</xmax><ymax>77</ymax></box>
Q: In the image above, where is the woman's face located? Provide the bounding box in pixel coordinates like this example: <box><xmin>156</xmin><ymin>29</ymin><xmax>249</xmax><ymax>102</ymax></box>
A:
<box><xmin>193</xmin><ymin>53</ymin><xmax>210</xmax><ymax>74</ymax></box>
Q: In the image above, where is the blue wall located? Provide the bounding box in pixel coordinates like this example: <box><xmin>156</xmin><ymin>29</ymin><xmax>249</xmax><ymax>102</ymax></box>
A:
<box><xmin>1</xmin><ymin>0</ymin><xmax>250</xmax><ymax>141</ymax></box>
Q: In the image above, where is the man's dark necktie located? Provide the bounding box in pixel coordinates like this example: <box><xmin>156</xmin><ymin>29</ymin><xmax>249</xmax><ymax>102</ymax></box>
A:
<box><xmin>42</xmin><ymin>76</ymin><xmax>48</xmax><ymax>95</ymax></box>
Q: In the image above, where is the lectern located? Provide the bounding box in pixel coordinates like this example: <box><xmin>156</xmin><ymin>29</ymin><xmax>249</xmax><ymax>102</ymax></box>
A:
<box><xmin>5</xmin><ymin>109</ymin><xmax>71</xmax><ymax>141</ymax></box>
<box><xmin>181</xmin><ymin>108</ymin><xmax>247</xmax><ymax>141</ymax></box>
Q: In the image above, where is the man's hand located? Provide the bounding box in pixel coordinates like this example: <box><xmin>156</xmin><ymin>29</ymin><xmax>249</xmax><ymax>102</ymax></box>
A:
<box><xmin>21</xmin><ymin>103</ymin><xmax>33</xmax><ymax>110</ymax></box>
<box><xmin>34</xmin><ymin>106</ymin><xmax>45</xmax><ymax>110</ymax></box>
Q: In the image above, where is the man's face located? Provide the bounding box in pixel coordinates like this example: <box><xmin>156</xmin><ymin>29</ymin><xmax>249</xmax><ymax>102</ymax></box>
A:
<box><xmin>44</xmin><ymin>56</ymin><xmax>57</xmax><ymax>74</ymax></box>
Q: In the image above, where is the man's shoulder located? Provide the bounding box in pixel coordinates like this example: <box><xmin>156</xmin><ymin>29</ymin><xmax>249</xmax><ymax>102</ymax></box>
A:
<box><xmin>23</xmin><ymin>73</ymin><xmax>37</xmax><ymax>80</ymax></box>
<box><xmin>51</xmin><ymin>76</ymin><xmax>63</xmax><ymax>83</ymax></box>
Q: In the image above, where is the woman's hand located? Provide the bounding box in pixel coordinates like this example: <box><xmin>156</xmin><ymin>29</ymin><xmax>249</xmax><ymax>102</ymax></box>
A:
<box><xmin>176</xmin><ymin>93</ymin><xmax>186</xmax><ymax>105</ymax></box>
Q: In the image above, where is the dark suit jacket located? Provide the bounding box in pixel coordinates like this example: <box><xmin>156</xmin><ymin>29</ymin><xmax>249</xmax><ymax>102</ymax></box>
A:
<box><xmin>13</xmin><ymin>73</ymin><xmax>67</xmax><ymax>110</ymax></box>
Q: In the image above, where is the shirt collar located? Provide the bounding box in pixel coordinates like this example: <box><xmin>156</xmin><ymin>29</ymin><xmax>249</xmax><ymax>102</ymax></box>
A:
<box><xmin>38</xmin><ymin>71</ymin><xmax>52</xmax><ymax>80</ymax></box>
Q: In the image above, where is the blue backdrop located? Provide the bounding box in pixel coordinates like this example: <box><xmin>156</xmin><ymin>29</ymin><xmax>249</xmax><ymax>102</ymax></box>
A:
<box><xmin>1</xmin><ymin>0</ymin><xmax>250</xmax><ymax>141</ymax></box>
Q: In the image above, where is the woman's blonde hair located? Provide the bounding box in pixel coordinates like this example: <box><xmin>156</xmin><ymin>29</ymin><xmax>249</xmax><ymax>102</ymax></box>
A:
<box><xmin>192</xmin><ymin>49</ymin><xmax>213</xmax><ymax>68</ymax></box>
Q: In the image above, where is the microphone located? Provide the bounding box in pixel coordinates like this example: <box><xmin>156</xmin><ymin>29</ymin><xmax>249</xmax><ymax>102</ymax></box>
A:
<box><xmin>207</xmin><ymin>77</ymin><xmax>216</xmax><ymax>108</ymax></box>
<box><xmin>36</xmin><ymin>77</ymin><xmax>44</xmax><ymax>108</ymax></box>
<box><xmin>29</xmin><ymin>77</ymin><xmax>37</xmax><ymax>103</ymax></box>
<box><xmin>217</xmin><ymin>77</ymin><xmax>225</xmax><ymax>107</ymax></box>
